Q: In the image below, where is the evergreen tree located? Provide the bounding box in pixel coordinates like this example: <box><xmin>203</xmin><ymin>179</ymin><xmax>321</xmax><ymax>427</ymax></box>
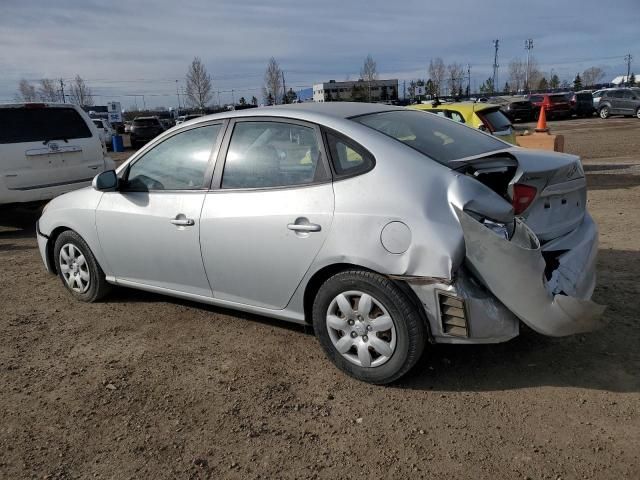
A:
<box><xmin>573</xmin><ymin>74</ymin><xmax>583</xmax><ymax>91</ymax></box>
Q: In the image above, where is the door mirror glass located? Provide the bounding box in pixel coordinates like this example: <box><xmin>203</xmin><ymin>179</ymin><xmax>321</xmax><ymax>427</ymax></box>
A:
<box><xmin>92</xmin><ymin>170</ymin><xmax>118</xmax><ymax>191</ymax></box>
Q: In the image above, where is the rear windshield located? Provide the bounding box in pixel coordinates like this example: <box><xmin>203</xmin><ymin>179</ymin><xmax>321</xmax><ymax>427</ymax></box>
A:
<box><xmin>477</xmin><ymin>109</ymin><xmax>512</xmax><ymax>132</ymax></box>
<box><xmin>133</xmin><ymin>118</ymin><xmax>159</xmax><ymax>126</ymax></box>
<box><xmin>529</xmin><ymin>95</ymin><xmax>543</xmax><ymax>103</ymax></box>
<box><xmin>550</xmin><ymin>95</ymin><xmax>568</xmax><ymax>103</ymax></box>
<box><xmin>353</xmin><ymin>110</ymin><xmax>506</xmax><ymax>165</ymax></box>
<box><xmin>0</xmin><ymin>107</ymin><xmax>92</xmax><ymax>144</ymax></box>
<box><xmin>575</xmin><ymin>93</ymin><xmax>592</xmax><ymax>101</ymax></box>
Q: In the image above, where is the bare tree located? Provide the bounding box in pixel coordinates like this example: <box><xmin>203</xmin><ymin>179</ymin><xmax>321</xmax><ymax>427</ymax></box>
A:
<box><xmin>446</xmin><ymin>63</ymin><xmax>465</xmax><ymax>96</ymax></box>
<box><xmin>428</xmin><ymin>58</ymin><xmax>446</xmax><ymax>96</ymax></box>
<box><xmin>69</xmin><ymin>75</ymin><xmax>94</xmax><ymax>107</ymax></box>
<box><xmin>263</xmin><ymin>57</ymin><xmax>282</xmax><ymax>105</ymax></box>
<box><xmin>526</xmin><ymin>57</ymin><xmax>542</xmax><ymax>92</ymax></box>
<box><xmin>582</xmin><ymin>67</ymin><xmax>605</xmax><ymax>87</ymax></box>
<box><xmin>185</xmin><ymin>57</ymin><xmax>213</xmax><ymax>111</ymax></box>
<box><xmin>16</xmin><ymin>79</ymin><xmax>37</xmax><ymax>102</ymax></box>
<box><xmin>38</xmin><ymin>78</ymin><xmax>60</xmax><ymax>102</ymax></box>
<box><xmin>508</xmin><ymin>58</ymin><xmax>526</xmax><ymax>92</ymax></box>
<box><xmin>360</xmin><ymin>54</ymin><xmax>378</xmax><ymax>101</ymax></box>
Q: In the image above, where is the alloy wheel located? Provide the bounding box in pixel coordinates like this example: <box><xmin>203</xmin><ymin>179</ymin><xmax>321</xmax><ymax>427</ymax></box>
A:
<box><xmin>326</xmin><ymin>290</ymin><xmax>396</xmax><ymax>368</ymax></box>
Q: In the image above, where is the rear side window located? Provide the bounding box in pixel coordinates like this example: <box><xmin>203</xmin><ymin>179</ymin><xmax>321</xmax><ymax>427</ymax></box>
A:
<box><xmin>0</xmin><ymin>107</ymin><xmax>92</xmax><ymax>144</ymax></box>
<box><xmin>612</xmin><ymin>90</ymin><xmax>625</xmax><ymax>98</ymax></box>
<box><xmin>222</xmin><ymin>121</ymin><xmax>325</xmax><ymax>189</ymax></box>
<box><xmin>324</xmin><ymin>132</ymin><xmax>374</xmax><ymax>177</ymax></box>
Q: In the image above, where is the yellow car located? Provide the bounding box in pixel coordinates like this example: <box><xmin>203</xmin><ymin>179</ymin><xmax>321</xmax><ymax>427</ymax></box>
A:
<box><xmin>408</xmin><ymin>101</ymin><xmax>517</xmax><ymax>145</ymax></box>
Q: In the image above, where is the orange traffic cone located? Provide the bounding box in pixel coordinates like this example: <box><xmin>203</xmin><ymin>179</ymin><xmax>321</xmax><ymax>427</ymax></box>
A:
<box><xmin>535</xmin><ymin>104</ymin><xmax>549</xmax><ymax>133</ymax></box>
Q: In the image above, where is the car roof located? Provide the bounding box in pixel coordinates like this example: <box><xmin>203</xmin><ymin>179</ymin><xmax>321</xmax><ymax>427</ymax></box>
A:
<box><xmin>0</xmin><ymin>102</ymin><xmax>80</xmax><ymax>109</ymax></box>
<box><xmin>181</xmin><ymin>102</ymin><xmax>404</xmax><ymax>127</ymax></box>
<box><xmin>134</xmin><ymin>116</ymin><xmax>159</xmax><ymax>120</ymax></box>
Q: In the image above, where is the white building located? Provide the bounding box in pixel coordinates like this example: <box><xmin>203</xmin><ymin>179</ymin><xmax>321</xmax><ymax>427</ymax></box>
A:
<box><xmin>313</xmin><ymin>79</ymin><xmax>399</xmax><ymax>102</ymax></box>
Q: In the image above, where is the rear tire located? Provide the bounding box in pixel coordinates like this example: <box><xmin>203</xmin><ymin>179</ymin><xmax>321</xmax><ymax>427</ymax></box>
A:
<box><xmin>636</xmin><ymin>108</ymin><xmax>640</xmax><ymax>119</ymax></box>
<box><xmin>53</xmin><ymin>230</ymin><xmax>111</xmax><ymax>302</ymax></box>
<box><xmin>599</xmin><ymin>106</ymin><xmax>610</xmax><ymax>119</ymax></box>
<box><xmin>312</xmin><ymin>270</ymin><xmax>426</xmax><ymax>384</ymax></box>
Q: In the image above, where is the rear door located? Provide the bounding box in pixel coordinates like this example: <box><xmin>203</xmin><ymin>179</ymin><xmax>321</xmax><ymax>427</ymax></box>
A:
<box><xmin>622</xmin><ymin>90</ymin><xmax>637</xmax><ymax>114</ymax></box>
<box><xmin>0</xmin><ymin>105</ymin><xmax>103</xmax><ymax>195</ymax></box>
<box><xmin>200</xmin><ymin>118</ymin><xmax>334</xmax><ymax>309</ymax></box>
<box><xmin>609</xmin><ymin>90</ymin><xmax>625</xmax><ymax>113</ymax></box>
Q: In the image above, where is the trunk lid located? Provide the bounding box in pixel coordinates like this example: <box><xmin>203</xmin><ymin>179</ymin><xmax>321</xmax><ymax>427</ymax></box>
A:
<box><xmin>454</xmin><ymin>148</ymin><xmax>586</xmax><ymax>242</ymax></box>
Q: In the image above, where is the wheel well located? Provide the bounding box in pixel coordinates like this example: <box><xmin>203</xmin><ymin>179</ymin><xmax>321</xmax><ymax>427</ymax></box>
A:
<box><xmin>302</xmin><ymin>263</ymin><xmax>430</xmax><ymax>336</ymax></box>
<box><xmin>46</xmin><ymin>227</ymin><xmax>71</xmax><ymax>274</ymax></box>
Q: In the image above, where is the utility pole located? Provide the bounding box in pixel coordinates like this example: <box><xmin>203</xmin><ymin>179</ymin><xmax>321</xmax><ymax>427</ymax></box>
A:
<box><xmin>59</xmin><ymin>78</ymin><xmax>66</xmax><ymax>103</ymax></box>
<box><xmin>175</xmin><ymin>80</ymin><xmax>181</xmax><ymax>114</ymax></box>
<box><xmin>492</xmin><ymin>39</ymin><xmax>499</xmax><ymax>94</ymax></box>
<box><xmin>625</xmin><ymin>53</ymin><xmax>633</xmax><ymax>86</ymax></box>
<box><xmin>231</xmin><ymin>89</ymin><xmax>235</xmax><ymax>105</ymax></box>
<box><xmin>524</xmin><ymin>38</ymin><xmax>534</xmax><ymax>93</ymax></box>
<box><xmin>467</xmin><ymin>64</ymin><xmax>471</xmax><ymax>97</ymax></box>
<box><xmin>281</xmin><ymin>71</ymin><xmax>286</xmax><ymax>104</ymax></box>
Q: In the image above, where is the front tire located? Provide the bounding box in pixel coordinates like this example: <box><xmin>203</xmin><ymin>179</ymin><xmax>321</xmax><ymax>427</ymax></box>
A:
<box><xmin>54</xmin><ymin>230</ymin><xmax>111</xmax><ymax>302</ymax></box>
<box><xmin>636</xmin><ymin>108</ymin><xmax>640</xmax><ymax>119</ymax></box>
<box><xmin>312</xmin><ymin>270</ymin><xmax>426</xmax><ymax>384</ymax></box>
<box><xmin>599</xmin><ymin>106</ymin><xmax>610</xmax><ymax>119</ymax></box>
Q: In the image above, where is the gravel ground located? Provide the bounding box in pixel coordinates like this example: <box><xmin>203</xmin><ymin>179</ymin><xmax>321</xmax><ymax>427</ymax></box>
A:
<box><xmin>1</xmin><ymin>117</ymin><xmax>639</xmax><ymax>479</ymax></box>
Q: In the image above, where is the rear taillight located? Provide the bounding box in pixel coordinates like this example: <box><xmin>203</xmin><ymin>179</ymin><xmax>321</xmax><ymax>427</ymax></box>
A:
<box><xmin>512</xmin><ymin>184</ymin><xmax>537</xmax><ymax>214</ymax></box>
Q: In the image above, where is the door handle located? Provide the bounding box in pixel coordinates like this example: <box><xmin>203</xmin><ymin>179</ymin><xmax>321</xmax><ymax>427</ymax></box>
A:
<box><xmin>287</xmin><ymin>223</ymin><xmax>321</xmax><ymax>232</ymax></box>
<box><xmin>170</xmin><ymin>216</ymin><xmax>195</xmax><ymax>226</ymax></box>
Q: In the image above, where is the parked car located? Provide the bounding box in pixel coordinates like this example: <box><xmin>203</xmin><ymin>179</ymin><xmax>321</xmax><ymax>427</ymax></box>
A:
<box><xmin>566</xmin><ymin>91</ymin><xmax>595</xmax><ymax>117</ymax></box>
<box><xmin>129</xmin><ymin>116</ymin><xmax>165</xmax><ymax>149</ymax></box>
<box><xmin>0</xmin><ymin>102</ymin><xmax>115</xmax><ymax>207</ymax></box>
<box><xmin>123</xmin><ymin>121</ymin><xmax>132</xmax><ymax>133</ymax></box>
<box><xmin>36</xmin><ymin>103</ymin><xmax>605</xmax><ymax>384</ymax></box>
<box><xmin>92</xmin><ymin>118</ymin><xmax>115</xmax><ymax>150</ymax></box>
<box><xmin>489</xmin><ymin>96</ymin><xmax>533</xmax><ymax>122</ymax></box>
<box><xmin>175</xmin><ymin>114</ymin><xmax>204</xmax><ymax>125</ymax></box>
<box><xmin>591</xmin><ymin>88</ymin><xmax>613</xmax><ymax>109</ymax></box>
<box><xmin>408</xmin><ymin>101</ymin><xmax>517</xmax><ymax>144</ymax></box>
<box><xmin>528</xmin><ymin>93</ymin><xmax>571</xmax><ymax>120</ymax></box>
<box><xmin>597</xmin><ymin>88</ymin><xmax>640</xmax><ymax>119</ymax></box>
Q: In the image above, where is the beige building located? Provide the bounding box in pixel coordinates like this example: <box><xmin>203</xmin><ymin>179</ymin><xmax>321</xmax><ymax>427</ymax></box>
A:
<box><xmin>313</xmin><ymin>79</ymin><xmax>398</xmax><ymax>102</ymax></box>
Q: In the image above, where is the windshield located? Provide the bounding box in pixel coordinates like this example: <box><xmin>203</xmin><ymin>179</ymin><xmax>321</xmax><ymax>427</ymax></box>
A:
<box><xmin>477</xmin><ymin>109</ymin><xmax>512</xmax><ymax>132</ymax></box>
<box><xmin>353</xmin><ymin>110</ymin><xmax>506</xmax><ymax>165</ymax></box>
<box><xmin>133</xmin><ymin>118</ymin><xmax>159</xmax><ymax>127</ymax></box>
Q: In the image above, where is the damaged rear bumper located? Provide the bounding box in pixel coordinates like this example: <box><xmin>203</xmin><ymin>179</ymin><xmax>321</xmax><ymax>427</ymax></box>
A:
<box><xmin>454</xmin><ymin>207</ymin><xmax>607</xmax><ymax>337</ymax></box>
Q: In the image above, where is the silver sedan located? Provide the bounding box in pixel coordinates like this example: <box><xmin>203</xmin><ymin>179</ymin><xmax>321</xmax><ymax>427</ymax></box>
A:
<box><xmin>36</xmin><ymin>103</ymin><xmax>606</xmax><ymax>384</ymax></box>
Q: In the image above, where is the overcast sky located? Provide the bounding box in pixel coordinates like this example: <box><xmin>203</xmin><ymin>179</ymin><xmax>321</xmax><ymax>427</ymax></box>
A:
<box><xmin>2</xmin><ymin>0</ymin><xmax>639</xmax><ymax>108</ymax></box>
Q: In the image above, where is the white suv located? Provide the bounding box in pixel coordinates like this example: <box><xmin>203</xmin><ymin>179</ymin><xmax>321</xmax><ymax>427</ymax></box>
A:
<box><xmin>0</xmin><ymin>102</ymin><xmax>115</xmax><ymax>206</ymax></box>
<box><xmin>92</xmin><ymin>118</ymin><xmax>115</xmax><ymax>149</ymax></box>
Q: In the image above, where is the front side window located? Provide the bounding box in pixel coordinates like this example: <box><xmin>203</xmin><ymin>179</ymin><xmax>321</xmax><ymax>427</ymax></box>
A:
<box><xmin>354</xmin><ymin>110</ymin><xmax>506</xmax><ymax>165</ymax></box>
<box><xmin>222</xmin><ymin>121</ymin><xmax>324</xmax><ymax>189</ymax></box>
<box><xmin>125</xmin><ymin>125</ymin><xmax>221</xmax><ymax>191</ymax></box>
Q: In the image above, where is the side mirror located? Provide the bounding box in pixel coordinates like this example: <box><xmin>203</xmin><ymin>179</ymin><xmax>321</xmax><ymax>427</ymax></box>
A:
<box><xmin>92</xmin><ymin>170</ymin><xmax>118</xmax><ymax>191</ymax></box>
<box><xmin>478</xmin><ymin>125</ymin><xmax>488</xmax><ymax>132</ymax></box>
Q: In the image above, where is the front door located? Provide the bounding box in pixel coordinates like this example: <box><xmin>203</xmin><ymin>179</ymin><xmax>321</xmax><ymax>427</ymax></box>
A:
<box><xmin>200</xmin><ymin>119</ymin><xmax>334</xmax><ymax>309</ymax></box>
<box><xmin>96</xmin><ymin>123</ymin><xmax>224</xmax><ymax>297</ymax></box>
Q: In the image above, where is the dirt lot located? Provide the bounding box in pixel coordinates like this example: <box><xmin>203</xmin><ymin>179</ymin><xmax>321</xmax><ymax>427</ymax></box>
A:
<box><xmin>1</xmin><ymin>117</ymin><xmax>639</xmax><ymax>479</ymax></box>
